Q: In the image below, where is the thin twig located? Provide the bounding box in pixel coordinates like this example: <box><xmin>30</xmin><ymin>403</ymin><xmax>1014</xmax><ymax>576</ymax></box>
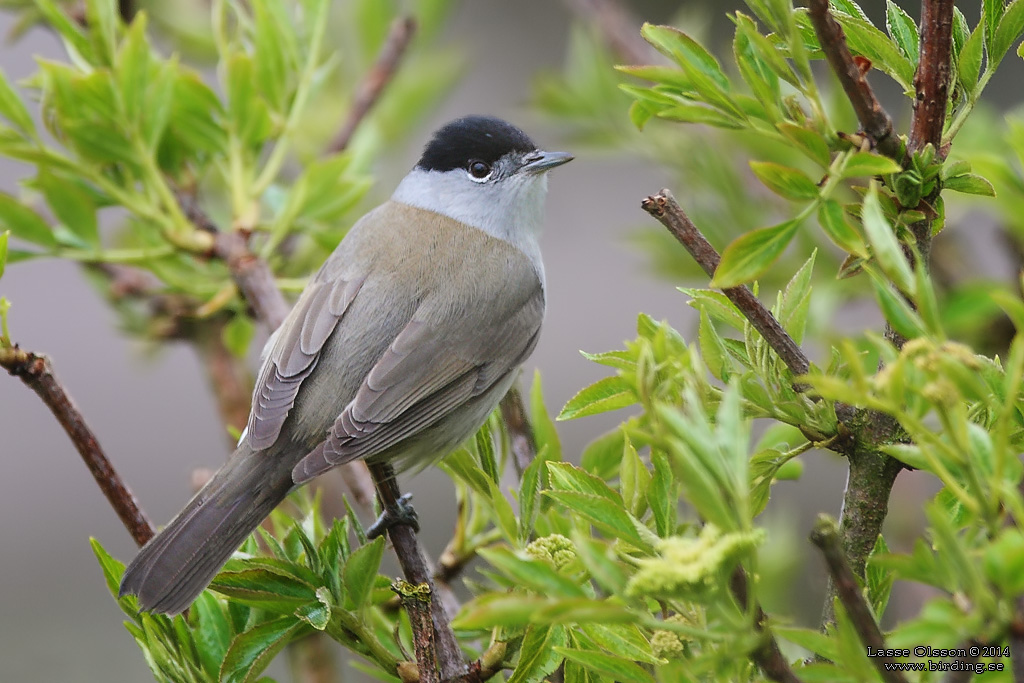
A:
<box><xmin>499</xmin><ymin>385</ymin><xmax>536</xmax><ymax>476</ymax></box>
<box><xmin>326</xmin><ymin>16</ymin><xmax>417</xmax><ymax>155</ymax></box>
<box><xmin>807</xmin><ymin>0</ymin><xmax>901</xmax><ymax>160</ymax></box>
<box><xmin>370</xmin><ymin>462</ymin><xmax>467</xmax><ymax>680</ymax></box>
<box><xmin>563</xmin><ymin>0</ymin><xmax>658</xmax><ymax>65</ymax></box>
<box><xmin>641</xmin><ymin>189</ymin><xmax>810</xmax><ymax>377</ymax></box>
<box><xmin>810</xmin><ymin>516</ymin><xmax>908</xmax><ymax>683</ymax></box>
<box><xmin>0</xmin><ymin>346</ymin><xmax>154</xmax><ymax>547</ymax></box>
<box><xmin>730</xmin><ymin>567</ymin><xmax>805</xmax><ymax>683</ymax></box>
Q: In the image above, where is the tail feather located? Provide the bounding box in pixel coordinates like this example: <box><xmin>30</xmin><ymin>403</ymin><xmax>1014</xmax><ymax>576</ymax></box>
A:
<box><xmin>120</xmin><ymin>445</ymin><xmax>294</xmax><ymax>615</ymax></box>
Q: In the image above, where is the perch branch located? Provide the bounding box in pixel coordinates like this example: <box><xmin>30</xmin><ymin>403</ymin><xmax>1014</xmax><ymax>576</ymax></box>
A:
<box><xmin>370</xmin><ymin>462</ymin><xmax>467</xmax><ymax>680</ymax></box>
<box><xmin>807</xmin><ymin>0</ymin><xmax>900</xmax><ymax>160</ymax></box>
<box><xmin>0</xmin><ymin>346</ymin><xmax>154</xmax><ymax>547</ymax></box>
<box><xmin>811</xmin><ymin>517</ymin><xmax>908</xmax><ymax>683</ymax></box>
<box><xmin>394</xmin><ymin>580</ymin><xmax>440</xmax><ymax>683</ymax></box>
<box><xmin>641</xmin><ymin>189</ymin><xmax>810</xmax><ymax>377</ymax></box>
<box><xmin>326</xmin><ymin>16</ymin><xmax>417</xmax><ymax>155</ymax></box>
<box><xmin>729</xmin><ymin>567</ymin><xmax>805</xmax><ymax>683</ymax></box>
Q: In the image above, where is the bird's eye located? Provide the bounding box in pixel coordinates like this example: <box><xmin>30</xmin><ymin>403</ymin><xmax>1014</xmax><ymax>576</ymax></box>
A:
<box><xmin>468</xmin><ymin>160</ymin><xmax>491</xmax><ymax>179</ymax></box>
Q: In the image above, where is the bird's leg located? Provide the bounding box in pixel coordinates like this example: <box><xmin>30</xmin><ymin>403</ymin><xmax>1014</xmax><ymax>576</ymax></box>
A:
<box><xmin>366</xmin><ymin>462</ymin><xmax>420</xmax><ymax>538</ymax></box>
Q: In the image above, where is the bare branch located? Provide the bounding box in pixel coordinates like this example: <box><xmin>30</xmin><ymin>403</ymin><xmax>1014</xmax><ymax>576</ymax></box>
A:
<box><xmin>370</xmin><ymin>462</ymin><xmax>467</xmax><ymax>680</ymax></box>
<box><xmin>908</xmin><ymin>0</ymin><xmax>954</xmax><ymax>157</ymax></box>
<box><xmin>811</xmin><ymin>516</ymin><xmax>908</xmax><ymax>683</ymax></box>
<box><xmin>807</xmin><ymin>0</ymin><xmax>901</xmax><ymax>160</ymax></box>
<box><xmin>730</xmin><ymin>568</ymin><xmax>805</xmax><ymax>683</ymax></box>
<box><xmin>1</xmin><ymin>346</ymin><xmax>154</xmax><ymax>547</ymax></box>
<box><xmin>641</xmin><ymin>189</ymin><xmax>810</xmax><ymax>377</ymax></box>
<box><xmin>499</xmin><ymin>384</ymin><xmax>536</xmax><ymax>476</ymax></box>
<box><xmin>393</xmin><ymin>580</ymin><xmax>440</xmax><ymax>683</ymax></box>
<box><xmin>326</xmin><ymin>16</ymin><xmax>417</xmax><ymax>155</ymax></box>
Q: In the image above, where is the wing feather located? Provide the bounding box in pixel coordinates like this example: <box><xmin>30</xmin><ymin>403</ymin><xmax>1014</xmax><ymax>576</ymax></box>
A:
<box><xmin>245</xmin><ymin>275</ymin><xmax>364</xmax><ymax>450</ymax></box>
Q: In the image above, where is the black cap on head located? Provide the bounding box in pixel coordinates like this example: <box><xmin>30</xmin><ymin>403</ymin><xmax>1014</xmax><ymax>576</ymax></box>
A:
<box><xmin>417</xmin><ymin>115</ymin><xmax>537</xmax><ymax>172</ymax></box>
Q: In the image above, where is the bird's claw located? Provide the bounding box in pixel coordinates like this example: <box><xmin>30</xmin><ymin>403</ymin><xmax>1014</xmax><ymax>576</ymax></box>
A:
<box><xmin>367</xmin><ymin>492</ymin><xmax>420</xmax><ymax>539</ymax></box>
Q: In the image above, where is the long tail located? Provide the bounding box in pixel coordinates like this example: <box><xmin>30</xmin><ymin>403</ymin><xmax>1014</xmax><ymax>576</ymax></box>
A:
<box><xmin>119</xmin><ymin>444</ymin><xmax>294</xmax><ymax>615</ymax></box>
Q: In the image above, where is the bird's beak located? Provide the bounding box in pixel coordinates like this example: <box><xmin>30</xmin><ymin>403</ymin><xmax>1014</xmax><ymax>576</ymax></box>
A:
<box><xmin>521</xmin><ymin>150</ymin><xmax>574</xmax><ymax>175</ymax></box>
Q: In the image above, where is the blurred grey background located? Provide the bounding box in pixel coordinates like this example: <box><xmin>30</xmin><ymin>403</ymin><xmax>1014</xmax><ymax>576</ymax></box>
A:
<box><xmin>0</xmin><ymin>0</ymin><xmax>982</xmax><ymax>680</ymax></box>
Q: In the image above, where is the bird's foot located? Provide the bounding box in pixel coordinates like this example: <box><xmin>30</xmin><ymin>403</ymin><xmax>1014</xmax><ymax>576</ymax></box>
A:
<box><xmin>367</xmin><ymin>492</ymin><xmax>420</xmax><ymax>538</ymax></box>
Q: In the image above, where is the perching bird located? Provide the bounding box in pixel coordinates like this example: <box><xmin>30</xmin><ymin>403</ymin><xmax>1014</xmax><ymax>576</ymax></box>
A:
<box><xmin>119</xmin><ymin>115</ymin><xmax>572</xmax><ymax>614</ymax></box>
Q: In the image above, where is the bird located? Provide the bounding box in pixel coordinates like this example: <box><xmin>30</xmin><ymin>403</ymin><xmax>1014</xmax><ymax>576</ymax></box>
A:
<box><xmin>119</xmin><ymin>115</ymin><xmax>573</xmax><ymax>615</ymax></box>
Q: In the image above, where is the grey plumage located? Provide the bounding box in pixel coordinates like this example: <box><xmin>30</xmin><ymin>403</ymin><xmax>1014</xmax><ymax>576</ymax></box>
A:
<box><xmin>120</xmin><ymin>201</ymin><xmax>546</xmax><ymax>614</ymax></box>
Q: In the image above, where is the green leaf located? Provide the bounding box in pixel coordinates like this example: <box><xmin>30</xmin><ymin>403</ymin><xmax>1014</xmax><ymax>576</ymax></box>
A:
<box><xmin>580</xmin><ymin>622</ymin><xmax>663</xmax><ymax>665</ymax></box>
<box><xmin>861</xmin><ymin>183</ymin><xmax>915</xmax><ymax>295</ymax></box>
<box><xmin>0</xmin><ymin>231</ymin><xmax>8</xmax><ymax>280</ymax></box>
<box><xmin>958</xmin><ymin>22</ymin><xmax>984</xmax><ymax>92</ymax></box>
<box><xmin>295</xmin><ymin>588</ymin><xmax>332</xmax><ymax>630</ymax></box>
<box><xmin>219</xmin><ymin>616</ymin><xmax>307</xmax><ymax>683</ymax></box>
<box><xmin>530</xmin><ymin>371</ymin><xmax>561</xmax><ymax>463</ymax></box>
<box><xmin>519</xmin><ymin>442</ymin><xmax>554</xmax><ymax>541</ymax></box>
<box><xmin>779</xmin><ymin>250</ymin><xmax>815</xmax><ymax>344</ymax></box>
<box><xmin>209</xmin><ymin>565</ymin><xmax>318</xmax><ymax>611</ymax></box>
<box><xmin>253</xmin><ymin>0</ymin><xmax>298</xmax><ymax>113</ymax></box>
<box><xmin>992</xmin><ymin>0</ymin><xmax>1024</xmax><ymax>63</ymax></box>
<box><xmin>343</xmin><ymin>536</ymin><xmax>385</xmax><ymax>610</ymax></box>
<box><xmin>641</xmin><ymin>24</ymin><xmax>729</xmax><ymax>90</ymax></box>
<box><xmin>712</xmin><ymin>219</ymin><xmax>800</xmax><ymax>288</ymax></box>
<box><xmin>475</xmin><ymin>422</ymin><xmax>499</xmax><ymax>484</ymax></box>
<box><xmin>116</xmin><ymin>13</ymin><xmax>150</xmax><ymax>126</ymax></box>
<box><xmin>842</xmin><ymin>152</ymin><xmax>903</xmax><ymax>178</ymax></box>
<box><xmin>222</xmin><ymin>314</ymin><xmax>255</xmax><ymax>359</ymax></box>
<box><xmin>655</xmin><ymin>103</ymin><xmax>743</xmax><ymax>129</ymax></box>
<box><xmin>35</xmin><ymin>172</ymin><xmax>99</xmax><ymax>246</ymax></box>
<box><xmin>866</xmin><ymin>534</ymin><xmax>894</xmax><ymax>619</ymax></box>
<box><xmin>943</xmin><ymin>173</ymin><xmax>996</xmax><ymax>196</ymax></box>
<box><xmin>818</xmin><ymin>200</ymin><xmax>867</xmax><ymax>257</ymax></box>
<box><xmin>777</xmin><ymin>122</ymin><xmax>830</xmax><ymax>168</ymax></box>
<box><xmin>733</xmin><ymin>28</ymin><xmax>781</xmax><ymax>117</ymax></box>
<box><xmin>192</xmin><ymin>592</ymin><xmax>233</xmax><ymax>679</ymax></box>
<box><xmin>555</xmin><ymin>647</ymin><xmax>655</xmax><ymax>683</ymax></box>
<box><xmin>558</xmin><ymin>376</ymin><xmax>636</xmax><ymax>420</ymax></box>
<box><xmin>619</xmin><ymin>437</ymin><xmax>651</xmax><ymax>518</ymax></box>
<box><xmin>547</xmin><ymin>462</ymin><xmax>621</xmax><ymax>502</ymax></box>
<box><xmin>0</xmin><ymin>192</ymin><xmax>56</xmax><ymax>248</ymax></box>
<box><xmin>867</xmin><ymin>268</ymin><xmax>926</xmax><ymax>339</ymax></box>
<box><xmin>648</xmin><ymin>450</ymin><xmax>675</xmax><ymax>537</ymax></box>
<box><xmin>455</xmin><ymin>594</ymin><xmax>553</xmax><ymax>630</ymax></box>
<box><xmin>90</xmin><ymin>537</ymin><xmax>125</xmax><ymax>598</ymax></box>
<box><xmin>479</xmin><ymin>547</ymin><xmax>588</xmax><ymax>598</ymax></box>
<box><xmin>698</xmin><ymin>306</ymin><xmax>730</xmax><ymax>381</ymax></box>
<box><xmin>733</xmin><ymin>13</ymin><xmax>801</xmax><ymax>89</ymax></box>
<box><xmin>832</xmin><ymin>11</ymin><xmax>916</xmax><ymax>89</ymax></box>
<box><xmin>885</xmin><ymin>1</ymin><xmax>919</xmax><ymax>64</ymax></box>
<box><xmin>545</xmin><ymin>490</ymin><xmax>648</xmax><ymax>548</ymax></box>
<box><xmin>507</xmin><ymin>624</ymin><xmax>567</xmax><ymax>683</ymax></box>
<box><xmin>84</xmin><ymin>0</ymin><xmax>117</xmax><ymax>66</ymax></box>
<box><xmin>0</xmin><ymin>68</ymin><xmax>36</xmax><ymax>137</ymax></box>
<box><xmin>572</xmin><ymin>531</ymin><xmax>628</xmax><ymax>593</ymax></box>
<box><xmin>749</xmin><ymin>160</ymin><xmax>819</xmax><ymax>201</ymax></box>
